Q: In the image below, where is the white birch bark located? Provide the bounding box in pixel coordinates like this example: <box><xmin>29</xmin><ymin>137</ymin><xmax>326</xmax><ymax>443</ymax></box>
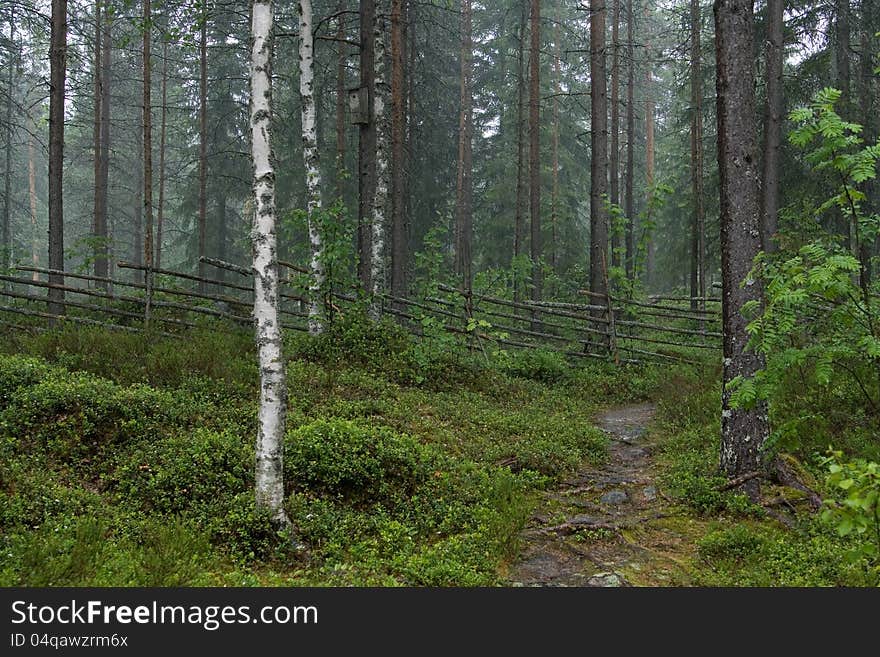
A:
<box><xmin>250</xmin><ymin>0</ymin><xmax>289</xmax><ymax>526</ymax></box>
<box><xmin>370</xmin><ymin>1</ymin><xmax>390</xmax><ymax>309</ymax></box>
<box><xmin>298</xmin><ymin>0</ymin><xmax>325</xmax><ymax>335</ymax></box>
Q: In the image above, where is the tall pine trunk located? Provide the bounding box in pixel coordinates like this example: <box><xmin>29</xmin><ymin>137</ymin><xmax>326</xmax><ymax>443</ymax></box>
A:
<box><xmin>644</xmin><ymin>5</ymin><xmax>655</xmax><ymax>288</ymax></box>
<box><xmin>143</xmin><ymin>0</ymin><xmax>153</xmax><ymax>323</ymax></box>
<box><xmin>390</xmin><ymin>0</ymin><xmax>407</xmax><ymax>300</ymax></box>
<box><xmin>513</xmin><ymin>2</ymin><xmax>527</xmax><ymax>304</ymax></box>
<box><xmin>551</xmin><ymin>5</ymin><xmax>561</xmax><ymax>274</ymax></box>
<box><xmin>4</xmin><ymin>11</ymin><xmax>13</xmax><ymax>274</ymax></box>
<box><xmin>156</xmin><ymin>39</ymin><xmax>167</xmax><ymax>269</ymax></box>
<box><xmin>715</xmin><ymin>0</ymin><xmax>769</xmax><ymax>489</ymax></box>
<box><xmin>48</xmin><ymin>0</ymin><xmax>67</xmax><ymax>317</ymax></box>
<box><xmin>250</xmin><ymin>0</ymin><xmax>290</xmax><ymax>527</ymax></box>
<box><xmin>610</xmin><ymin>0</ymin><xmax>621</xmax><ymax>269</ymax></box>
<box><xmin>98</xmin><ymin>9</ymin><xmax>111</xmax><ymax>283</ymax></box>
<box><xmin>454</xmin><ymin>0</ymin><xmax>473</xmax><ymax>290</ymax></box>
<box><xmin>92</xmin><ymin>0</ymin><xmax>102</xmax><ymax>285</ymax></box>
<box><xmin>529</xmin><ymin>0</ymin><xmax>542</xmax><ymax>319</ymax></box>
<box><xmin>690</xmin><ymin>0</ymin><xmax>705</xmax><ymax>308</ymax></box>
<box><xmin>358</xmin><ymin>0</ymin><xmax>376</xmax><ymax>292</ymax></box>
<box><xmin>624</xmin><ymin>0</ymin><xmax>635</xmax><ymax>280</ymax></box>
<box><xmin>336</xmin><ymin>0</ymin><xmax>347</xmax><ymax>198</ymax></box>
<box><xmin>760</xmin><ymin>0</ymin><xmax>783</xmax><ymax>254</ymax></box>
<box><xmin>590</xmin><ymin>0</ymin><xmax>608</xmax><ymax>304</ymax></box>
<box><xmin>198</xmin><ymin>14</ymin><xmax>208</xmax><ymax>293</ymax></box>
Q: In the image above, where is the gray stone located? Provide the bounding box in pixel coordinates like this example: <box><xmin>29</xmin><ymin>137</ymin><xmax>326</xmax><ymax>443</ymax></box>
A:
<box><xmin>642</xmin><ymin>486</ymin><xmax>658</xmax><ymax>502</ymax></box>
<box><xmin>600</xmin><ymin>489</ymin><xmax>628</xmax><ymax>505</ymax></box>
<box><xmin>568</xmin><ymin>515</ymin><xmax>603</xmax><ymax>527</ymax></box>
<box><xmin>587</xmin><ymin>572</ymin><xmax>625</xmax><ymax>587</ymax></box>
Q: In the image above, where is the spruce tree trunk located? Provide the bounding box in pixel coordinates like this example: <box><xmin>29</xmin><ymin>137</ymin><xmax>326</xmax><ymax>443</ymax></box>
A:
<box><xmin>624</xmin><ymin>0</ymin><xmax>635</xmax><ymax>280</ymax></box>
<box><xmin>590</xmin><ymin>0</ymin><xmax>608</xmax><ymax>305</ymax></box>
<box><xmin>358</xmin><ymin>0</ymin><xmax>377</xmax><ymax>293</ymax></box>
<box><xmin>92</xmin><ymin>1</ymin><xmax>101</xmax><ymax>284</ymax></box>
<box><xmin>513</xmin><ymin>2</ymin><xmax>527</xmax><ymax>304</ymax></box>
<box><xmin>4</xmin><ymin>11</ymin><xmax>13</xmax><ymax>273</ymax></box>
<box><xmin>644</xmin><ymin>5</ymin><xmax>655</xmax><ymax>288</ymax></box>
<box><xmin>48</xmin><ymin>0</ymin><xmax>67</xmax><ymax>317</ymax></box>
<box><xmin>156</xmin><ymin>39</ymin><xmax>167</xmax><ymax>270</ymax></box>
<box><xmin>690</xmin><ymin>0</ymin><xmax>705</xmax><ymax>309</ymax></box>
<box><xmin>198</xmin><ymin>16</ymin><xmax>208</xmax><ymax>293</ymax></box>
<box><xmin>250</xmin><ymin>0</ymin><xmax>290</xmax><ymax>527</ymax></box>
<box><xmin>298</xmin><ymin>0</ymin><xmax>326</xmax><ymax>334</ymax></box>
<box><xmin>760</xmin><ymin>0</ymin><xmax>783</xmax><ymax>254</ymax></box>
<box><xmin>98</xmin><ymin>9</ymin><xmax>111</xmax><ymax>284</ymax></box>
<box><xmin>529</xmin><ymin>0</ymin><xmax>542</xmax><ymax>320</ymax></box>
<box><xmin>390</xmin><ymin>0</ymin><xmax>407</xmax><ymax>301</ymax></box>
<box><xmin>551</xmin><ymin>5</ymin><xmax>561</xmax><ymax>274</ymax></box>
<box><xmin>715</xmin><ymin>0</ymin><xmax>770</xmax><ymax>488</ymax></box>
<box><xmin>610</xmin><ymin>0</ymin><xmax>621</xmax><ymax>269</ymax></box>
<box><xmin>454</xmin><ymin>0</ymin><xmax>473</xmax><ymax>290</ymax></box>
<box><xmin>336</xmin><ymin>0</ymin><xmax>347</xmax><ymax>198</ymax></box>
<box><xmin>143</xmin><ymin>0</ymin><xmax>153</xmax><ymax>324</ymax></box>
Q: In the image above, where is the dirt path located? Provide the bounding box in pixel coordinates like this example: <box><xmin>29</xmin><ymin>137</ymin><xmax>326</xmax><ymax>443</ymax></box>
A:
<box><xmin>506</xmin><ymin>403</ymin><xmax>698</xmax><ymax>587</ymax></box>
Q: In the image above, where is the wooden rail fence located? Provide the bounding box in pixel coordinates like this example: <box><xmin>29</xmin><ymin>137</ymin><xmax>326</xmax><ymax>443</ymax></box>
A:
<box><xmin>0</xmin><ymin>259</ymin><xmax>721</xmax><ymax>367</ymax></box>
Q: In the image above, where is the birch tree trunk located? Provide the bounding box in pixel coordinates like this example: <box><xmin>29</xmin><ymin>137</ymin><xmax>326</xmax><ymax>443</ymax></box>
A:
<box><xmin>715</xmin><ymin>0</ymin><xmax>769</xmax><ymax>490</ymax></box>
<box><xmin>298</xmin><ymin>0</ymin><xmax>325</xmax><ymax>335</ymax></box>
<box><xmin>250</xmin><ymin>0</ymin><xmax>290</xmax><ymax>526</ymax></box>
<box><xmin>371</xmin><ymin>1</ymin><xmax>390</xmax><ymax>302</ymax></box>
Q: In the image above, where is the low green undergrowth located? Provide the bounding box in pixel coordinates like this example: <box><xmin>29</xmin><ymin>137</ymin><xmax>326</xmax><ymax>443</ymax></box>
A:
<box><xmin>1</xmin><ymin>319</ymin><xmax>649</xmax><ymax>586</ymax></box>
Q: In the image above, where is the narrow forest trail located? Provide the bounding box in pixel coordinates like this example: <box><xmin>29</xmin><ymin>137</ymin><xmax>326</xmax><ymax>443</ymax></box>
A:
<box><xmin>506</xmin><ymin>403</ymin><xmax>702</xmax><ymax>587</ymax></box>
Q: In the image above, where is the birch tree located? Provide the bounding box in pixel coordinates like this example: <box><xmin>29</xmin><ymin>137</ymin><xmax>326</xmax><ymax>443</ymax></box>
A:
<box><xmin>298</xmin><ymin>0</ymin><xmax>325</xmax><ymax>334</ymax></box>
<box><xmin>371</xmin><ymin>1</ymin><xmax>390</xmax><ymax>301</ymax></box>
<box><xmin>250</xmin><ymin>0</ymin><xmax>289</xmax><ymax>526</ymax></box>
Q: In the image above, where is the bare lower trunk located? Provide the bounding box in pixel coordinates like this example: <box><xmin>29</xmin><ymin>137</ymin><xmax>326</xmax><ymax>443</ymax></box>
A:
<box><xmin>336</xmin><ymin>0</ymin><xmax>347</xmax><ymax>198</ymax></box>
<box><xmin>551</xmin><ymin>6</ymin><xmax>561</xmax><ymax>273</ymax></box>
<box><xmin>454</xmin><ymin>0</ymin><xmax>473</xmax><ymax>290</ymax></box>
<box><xmin>760</xmin><ymin>0</ymin><xmax>783</xmax><ymax>253</ymax></box>
<box><xmin>590</xmin><ymin>0</ymin><xmax>608</xmax><ymax>304</ymax></box>
<box><xmin>529</xmin><ymin>0</ymin><xmax>542</xmax><ymax>317</ymax></box>
<box><xmin>690</xmin><ymin>0</ymin><xmax>705</xmax><ymax>308</ymax></box>
<box><xmin>390</xmin><ymin>0</ymin><xmax>407</xmax><ymax>300</ymax></box>
<box><xmin>624</xmin><ymin>0</ymin><xmax>635</xmax><ymax>280</ymax></box>
<box><xmin>97</xmin><ymin>11</ymin><xmax>111</xmax><ymax>284</ymax></box>
<box><xmin>198</xmin><ymin>17</ymin><xmax>208</xmax><ymax>293</ymax></box>
<box><xmin>92</xmin><ymin>0</ymin><xmax>101</xmax><ymax>285</ymax></box>
<box><xmin>29</xmin><ymin>131</ymin><xmax>38</xmax><ymax>284</ymax></box>
<box><xmin>358</xmin><ymin>0</ymin><xmax>376</xmax><ymax>292</ymax></box>
<box><xmin>299</xmin><ymin>0</ymin><xmax>325</xmax><ymax>334</ymax></box>
<box><xmin>715</xmin><ymin>0</ymin><xmax>770</xmax><ymax>487</ymax></box>
<box><xmin>143</xmin><ymin>0</ymin><xmax>153</xmax><ymax>325</ymax></box>
<box><xmin>48</xmin><ymin>0</ymin><xmax>67</xmax><ymax>317</ymax></box>
<box><xmin>250</xmin><ymin>0</ymin><xmax>289</xmax><ymax>527</ymax></box>
<box><xmin>156</xmin><ymin>40</ymin><xmax>167</xmax><ymax>269</ymax></box>
<box><xmin>513</xmin><ymin>3</ymin><xmax>527</xmax><ymax>303</ymax></box>
<box><xmin>610</xmin><ymin>0</ymin><xmax>620</xmax><ymax>270</ymax></box>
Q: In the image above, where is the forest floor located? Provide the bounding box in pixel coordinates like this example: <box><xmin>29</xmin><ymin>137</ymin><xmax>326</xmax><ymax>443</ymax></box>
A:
<box><xmin>507</xmin><ymin>403</ymin><xmax>707</xmax><ymax>586</ymax></box>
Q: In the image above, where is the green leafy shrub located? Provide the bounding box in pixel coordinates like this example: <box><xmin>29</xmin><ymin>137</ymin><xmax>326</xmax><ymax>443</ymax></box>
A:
<box><xmin>698</xmin><ymin>525</ymin><xmax>765</xmax><ymax>562</ymax></box>
<box><xmin>0</xmin><ymin>355</ymin><xmax>53</xmax><ymax>405</ymax></box>
<box><xmin>112</xmin><ymin>429</ymin><xmax>252</xmax><ymax>513</ymax></box>
<box><xmin>207</xmin><ymin>493</ymin><xmax>290</xmax><ymax>565</ymax></box>
<box><xmin>285</xmin><ymin>418</ymin><xmax>437</xmax><ymax>506</ymax></box>
<box><xmin>498</xmin><ymin>348</ymin><xmax>570</xmax><ymax>383</ymax></box>
<box><xmin>0</xmin><ymin>367</ymin><xmax>185</xmax><ymax>467</ymax></box>
<box><xmin>820</xmin><ymin>450</ymin><xmax>880</xmax><ymax>582</ymax></box>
